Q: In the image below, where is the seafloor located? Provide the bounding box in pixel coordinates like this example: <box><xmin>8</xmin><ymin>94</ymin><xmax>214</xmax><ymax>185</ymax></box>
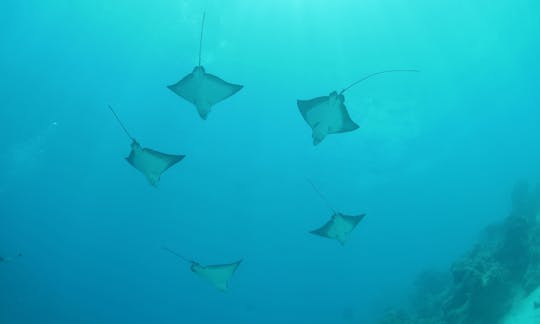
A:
<box><xmin>379</xmin><ymin>181</ymin><xmax>540</xmax><ymax>324</ymax></box>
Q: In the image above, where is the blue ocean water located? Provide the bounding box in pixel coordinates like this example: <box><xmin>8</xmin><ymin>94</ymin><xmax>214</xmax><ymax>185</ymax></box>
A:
<box><xmin>1</xmin><ymin>0</ymin><xmax>539</xmax><ymax>323</ymax></box>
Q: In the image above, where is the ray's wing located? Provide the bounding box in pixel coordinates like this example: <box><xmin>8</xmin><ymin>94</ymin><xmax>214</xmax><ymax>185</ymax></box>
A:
<box><xmin>142</xmin><ymin>148</ymin><xmax>185</xmax><ymax>173</ymax></box>
<box><xmin>330</xmin><ymin>102</ymin><xmax>359</xmax><ymax>133</ymax></box>
<box><xmin>340</xmin><ymin>213</ymin><xmax>366</xmax><ymax>227</ymax></box>
<box><xmin>201</xmin><ymin>72</ymin><xmax>243</xmax><ymax>106</ymax></box>
<box><xmin>297</xmin><ymin>96</ymin><xmax>329</xmax><ymax>128</ymax></box>
<box><xmin>192</xmin><ymin>260</ymin><xmax>243</xmax><ymax>291</ymax></box>
<box><xmin>309</xmin><ymin>218</ymin><xmax>334</xmax><ymax>238</ymax></box>
<box><xmin>168</xmin><ymin>72</ymin><xmax>198</xmax><ymax>105</ymax></box>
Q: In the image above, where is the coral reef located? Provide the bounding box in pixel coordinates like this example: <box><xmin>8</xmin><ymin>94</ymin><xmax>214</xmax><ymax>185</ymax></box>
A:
<box><xmin>379</xmin><ymin>181</ymin><xmax>540</xmax><ymax>324</ymax></box>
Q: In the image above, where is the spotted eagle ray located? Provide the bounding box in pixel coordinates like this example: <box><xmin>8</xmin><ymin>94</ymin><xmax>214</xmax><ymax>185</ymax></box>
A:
<box><xmin>307</xmin><ymin>180</ymin><xmax>365</xmax><ymax>245</ymax></box>
<box><xmin>108</xmin><ymin>105</ymin><xmax>185</xmax><ymax>187</ymax></box>
<box><xmin>167</xmin><ymin>13</ymin><xmax>243</xmax><ymax>120</ymax></box>
<box><xmin>162</xmin><ymin>247</ymin><xmax>242</xmax><ymax>292</ymax></box>
<box><xmin>297</xmin><ymin>69</ymin><xmax>419</xmax><ymax>145</ymax></box>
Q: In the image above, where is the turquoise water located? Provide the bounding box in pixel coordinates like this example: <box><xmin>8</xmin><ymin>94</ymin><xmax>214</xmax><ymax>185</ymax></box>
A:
<box><xmin>1</xmin><ymin>0</ymin><xmax>539</xmax><ymax>323</ymax></box>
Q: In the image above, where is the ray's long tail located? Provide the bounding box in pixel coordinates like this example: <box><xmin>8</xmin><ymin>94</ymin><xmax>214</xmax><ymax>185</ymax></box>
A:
<box><xmin>340</xmin><ymin>69</ymin><xmax>419</xmax><ymax>94</ymax></box>
<box><xmin>198</xmin><ymin>12</ymin><xmax>206</xmax><ymax>66</ymax></box>
<box><xmin>108</xmin><ymin>105</ymin><xmax>135</xmax><ymax>142</ymax></box>
<box><xmin>161</xmin><ymin>246</ymin><xmax>193</xmax><ymax>264</ymax></box>
<box><xmin>307</xmin><ymin>179</ymin><xmax>336</xmax><ymax>214</ymax></box>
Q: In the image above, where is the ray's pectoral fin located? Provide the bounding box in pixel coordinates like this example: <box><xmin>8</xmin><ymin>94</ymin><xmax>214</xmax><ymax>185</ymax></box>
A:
<box><xmin>335</xmin><ymin>100</ymin><xmax>360</xmax><ymax>134</ymax></box>
<box><xmin>168</xmin><ymin>72</ymin><xmax>197</xmax><ymax>104</ymax></box>
<box><xmin>203</xmin><ymin>72</ymin><xmax>243</xmax><ymax>106</ymax></box>
<box><xmin>309</xmin><ymin>217</ymin><xmax>333</xmax><ymax>238</ymax></box>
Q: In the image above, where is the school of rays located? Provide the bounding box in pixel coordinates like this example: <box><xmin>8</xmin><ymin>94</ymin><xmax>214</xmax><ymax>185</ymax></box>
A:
<box><xmin>104</xmin><ymin>13</ymin><xmax>417</xmax><ymax>291</ymax></box>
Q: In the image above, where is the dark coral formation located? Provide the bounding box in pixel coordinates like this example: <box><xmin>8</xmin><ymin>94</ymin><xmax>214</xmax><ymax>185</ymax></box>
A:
<box><xmin>379</xmin><ymin>181</ymin><xmax>540</xmax><ymax>324</ymax></box>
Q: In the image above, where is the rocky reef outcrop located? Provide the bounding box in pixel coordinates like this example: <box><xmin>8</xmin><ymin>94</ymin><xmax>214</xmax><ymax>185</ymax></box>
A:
<box><xmin>379</xmin><ymin>181</ymin><xmax>540</xmax><ymax>324</ymax></box>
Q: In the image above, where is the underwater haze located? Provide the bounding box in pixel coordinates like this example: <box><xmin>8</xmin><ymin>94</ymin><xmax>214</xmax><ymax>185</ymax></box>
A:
<box><xmin>1</xmin><ymin>0</ymin><xmax>540</xmax><ymax>323</ymax></box>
